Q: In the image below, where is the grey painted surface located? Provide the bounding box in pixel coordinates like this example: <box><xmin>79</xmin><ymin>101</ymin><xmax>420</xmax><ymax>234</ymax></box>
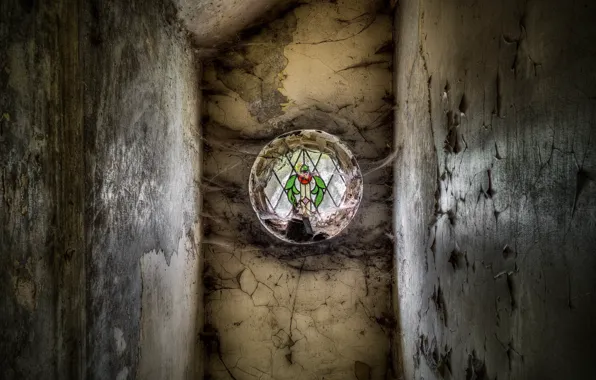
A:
<box><xmin>1</xmin><ymin>0</ymin><xmax>203</xmax><ymax>379</ymax></box>
<box><xmin>393</xmin><ymin>0</ymin><xmax>596</xmax><ymax>379</ymax></box>
<box><xmin>1</xmin><ymin>0</ymin><xmax>84</xmax><ymax>378</ymax></box>
<box><xmin>82</xmin><ymin>1</ymin><xmax>202</xmax><ymax>379</ymax></box>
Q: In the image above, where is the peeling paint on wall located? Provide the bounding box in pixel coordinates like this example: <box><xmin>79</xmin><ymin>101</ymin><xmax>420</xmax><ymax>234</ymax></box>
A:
<box><xmin>82</xmin><ymin>0</ymin><xmax>203</xmax><ymax>379</ymax></box>
<box><xmin>394</xmin><ymin>0</ymin><xmax>596</xmax><ymax>379</ymax></box>
<box><xmin>137</xmin><ymin>231</ymin><xmax>202</xmax><ymax>379</ymax></box>
<box><xmin>2</xmin><ymin>0</ymin><xmax>204</xmax><ymax>377</ymax></box>
<box><xmin>202</xmin><ymin>0</ymin><xmax>395</xmax><ymax>379</ymax></box>
<box><xmin>1</xmin><ymin>0</ymin><xmax>82</xmax><ymax>377</ymax></box>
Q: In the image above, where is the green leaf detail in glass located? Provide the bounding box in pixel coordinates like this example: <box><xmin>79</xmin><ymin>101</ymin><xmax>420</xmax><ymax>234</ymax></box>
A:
<box><xmin>285</xmin><ymin>175</ymin><xmax>298</xmax><ymax>206</ymax></box>
<box><xmin>311</xmin><ymin>175</ymin><xmax>327</xmax><ymax>207</ymax></box>
<box><xmin>251</xmin><ymin>130</ymin><xmax>361</xmax><ymax>243</ymax></box>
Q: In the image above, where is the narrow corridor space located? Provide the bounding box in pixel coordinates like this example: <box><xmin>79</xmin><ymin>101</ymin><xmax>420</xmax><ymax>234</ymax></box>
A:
<box><xmin>1</xmin><ymin>0</ymin><xmax>596</xmax><ymax>379</ymax></box>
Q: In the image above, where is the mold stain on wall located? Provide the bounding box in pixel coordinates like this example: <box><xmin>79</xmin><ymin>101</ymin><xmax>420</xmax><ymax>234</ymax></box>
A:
<box><xmin>201</xmin><ymin>0</ymin><xmax>396</xmax><ymax>379</ymax></box>
<box><xmin>1</xmin><ymin>0</ymin><xmax>205</xmax><ymax>378</ymax></box>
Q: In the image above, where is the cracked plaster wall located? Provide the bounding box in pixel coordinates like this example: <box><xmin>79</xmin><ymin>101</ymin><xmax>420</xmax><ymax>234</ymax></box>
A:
<box><xmin>202</xmin><ymin>0</ymin><xmax>396</xmax><ymax>379</ymax></box>
<box><xmin>1</xmin><ymin>0</ymin><xmax>203</xmax><ymax>379</ymax></box>
<box><xmin>393</xmin><ymin>0</ymin><xmax>596</xmax><ymax>379</ymax></box>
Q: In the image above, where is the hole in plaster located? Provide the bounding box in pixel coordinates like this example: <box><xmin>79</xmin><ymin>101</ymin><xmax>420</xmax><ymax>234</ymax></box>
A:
<box><xmin>249</xmin><ymin>129</ymin><xmax>363</xmax><ymax>244</ymax></box>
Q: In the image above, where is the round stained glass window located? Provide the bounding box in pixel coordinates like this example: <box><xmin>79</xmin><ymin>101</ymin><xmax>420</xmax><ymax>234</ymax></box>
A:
<box><xmin>249</xmin><ymin>130</ymin><xmax>363</xmax><ymax>244</ymax></box>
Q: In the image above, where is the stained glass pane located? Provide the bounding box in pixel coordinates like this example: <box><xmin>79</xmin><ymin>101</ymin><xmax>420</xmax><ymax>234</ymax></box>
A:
<box><xmin>249</xmin><ymin>130</ymin><xmax>363</xmax><ymax>244</ymax></box>
<box><xmin>262</xmin><ymin>148</ymin><xmax>347</xmax><ymax>219</ymax></box>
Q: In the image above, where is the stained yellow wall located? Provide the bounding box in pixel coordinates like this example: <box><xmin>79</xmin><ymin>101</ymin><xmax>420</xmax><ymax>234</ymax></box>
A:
<box><xmin>202</xmin><ymin>1</ymin><xmax>396</xmax><ymax>379</ymax></box>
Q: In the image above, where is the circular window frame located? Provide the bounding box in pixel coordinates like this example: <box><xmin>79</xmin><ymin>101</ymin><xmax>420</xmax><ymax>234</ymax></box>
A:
<box><xmin>249</xmin><ymin>129</ymin><xmax>363</xmax><ymax>244</ymax></box>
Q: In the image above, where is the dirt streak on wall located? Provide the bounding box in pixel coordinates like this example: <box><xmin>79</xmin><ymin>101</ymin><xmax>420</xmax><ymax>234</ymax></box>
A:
<box><xmin>202</xmin><ymin>1</ymin><xmax>396</xmax><ymax>379</ymax></box>
<box><xmin>82</xmin><ymin>1</ymin><xmax>203</xmax><ymax>379</ymax></box>
<box><xmin>1</xmin><ymin>0</ymin><xmax>203</xmax><ymax>379</ymax></box>
<box><xmin>1</xmin><ymin>0</ymin><xmax>85</xmax><ymax>378</ymax></box>
<box><xmin>394</xmin><ymin>0</ymin><xmax>596</xmax><ymax>379</ymax></box>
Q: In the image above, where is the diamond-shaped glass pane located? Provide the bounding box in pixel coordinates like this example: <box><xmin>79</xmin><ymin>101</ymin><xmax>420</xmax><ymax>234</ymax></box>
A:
<box><xmin>249</xmin><ymin>130</ymin><xmax>362</xmax><ymax>244</ymax></box>
<box><xmin>262</xmin><ymin>148</ymin><xmax>346</xmax><ymax>218</ymax></box>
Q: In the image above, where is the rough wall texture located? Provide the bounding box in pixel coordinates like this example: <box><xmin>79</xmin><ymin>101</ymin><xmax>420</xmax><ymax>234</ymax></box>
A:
<box><xmin>1</xmin><ymin>1</ymin><xmax>84</xmax><ymax>378</ymax></box>
<box><xmin>393</xmin><ymin>0</ymin><xmax>596</xmax><ymax>379</ymax></box>
<box><xmin>83</xmin><ymin>1</ymin><xmax>202</xmax><ymax>379</ymax></box>
<box><xmin>177</xmin><ymin>0</ymin><xmax>293</xmax><ymax>49</ymax></box>
<box><xmin>202</xmin><ymin>0</ymin><xmax>396</xmax><ymax>379</ymax></box>
<box><xmin>1</xmin><ymin>0</ymin><xmax>203</xmax><ymax>379</ymax></box>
